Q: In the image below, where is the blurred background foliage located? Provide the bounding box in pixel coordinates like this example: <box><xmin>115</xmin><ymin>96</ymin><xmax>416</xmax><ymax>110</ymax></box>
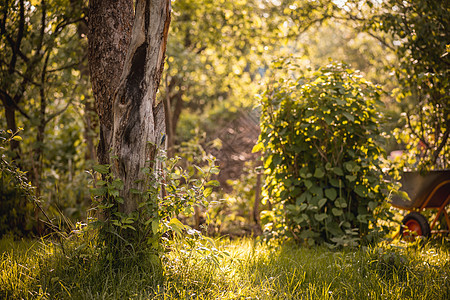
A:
<box><xmin>0</xmin><ymin>0</ymin><xmax>448</xmax><ymax>237</ymax></box>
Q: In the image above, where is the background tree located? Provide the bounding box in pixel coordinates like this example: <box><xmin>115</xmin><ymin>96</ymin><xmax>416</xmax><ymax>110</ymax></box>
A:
<box><xmin>160</xmin><ymin>0</ymin><xmax>298</xmax><ymax>157</ymax></box>
<box><xmin>368</xmin><ymin>0</ymin><xmax>449</xmax><ymax>170</ymax></box>
<box><xmin>0</xmin><ymin>0</ymin><xmax>90</xmax><ymax>233</ymax></box>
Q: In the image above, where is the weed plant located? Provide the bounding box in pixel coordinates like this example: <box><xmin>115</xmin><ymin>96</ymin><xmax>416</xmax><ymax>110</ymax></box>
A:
<box><xmin>1</xmin><ymin>233</ymin><xmax>449</xmax><ymax>299</ymax></box>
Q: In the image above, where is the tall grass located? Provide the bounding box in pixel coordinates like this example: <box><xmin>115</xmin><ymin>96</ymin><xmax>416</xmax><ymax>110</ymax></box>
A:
<box><xmin>1</xmin><ymin>233</ymin><xmax>449</xmax><ymax>299</ymax></box>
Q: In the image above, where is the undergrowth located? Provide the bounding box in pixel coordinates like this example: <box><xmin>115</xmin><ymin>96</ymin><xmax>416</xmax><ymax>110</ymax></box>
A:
<box><xmin>1</xmin><ymin>234</ymin><xmax>449</xmax><ymax>299</ymax></box>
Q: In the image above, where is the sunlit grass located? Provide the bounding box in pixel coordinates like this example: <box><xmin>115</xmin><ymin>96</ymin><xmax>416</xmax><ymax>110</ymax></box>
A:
<box><xmin>1</xmin><ymin>234</ymin><xmax>449</xmax><ymax>299</ymax></box>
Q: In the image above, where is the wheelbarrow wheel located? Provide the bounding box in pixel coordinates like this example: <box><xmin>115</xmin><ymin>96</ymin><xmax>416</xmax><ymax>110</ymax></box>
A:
<box><xmin>400</xmin><ymin>212</ymin><xmax>431</xmax><ymax>239</ymax></box>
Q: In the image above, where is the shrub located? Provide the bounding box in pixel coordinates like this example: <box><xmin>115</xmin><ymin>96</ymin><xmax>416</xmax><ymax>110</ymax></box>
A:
<box><xmin>255</xmin><ymin>62</ymin><xmax>395</xmax><ymax>246</ymax></box>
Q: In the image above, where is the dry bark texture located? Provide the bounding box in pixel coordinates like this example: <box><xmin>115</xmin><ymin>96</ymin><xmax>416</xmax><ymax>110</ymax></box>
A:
<box><xmin>112</xmin><ymin>0</ymin><xmax>171</xmax><ymax>214</ymax></box>
<box><xmin>89</xmin><ymin>0</ymin><xmax>171</xmax><ymax>214</ymax></box>
<box><xmin>88</xmin><ymin>0</ymin><xmax>133</xmax><ymax>165</ymax></box>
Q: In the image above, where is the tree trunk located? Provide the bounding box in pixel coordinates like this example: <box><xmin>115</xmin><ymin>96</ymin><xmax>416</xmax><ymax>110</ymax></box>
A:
<box><xmin>0</xmin><ymin>0</ymin><xmax>26</xmax><ymax>157</ymax></box>
<box><xmin>89</xmin><ymin>0</ymin><xmax>171</xmax><ymax>214</ymax></box>
<box><xmin>1</xmin><ymin>98</ymin><xmax>20</xmax><ymax>154</ymax></box>
<box><xmin>112</xmin><ymin>0</ymin><xmax>171</xmax><ymax>214</ymax></box>
<box><xmin>88</xmin><ymin>0</ymin><xmax>134</xmax><ymax>165</ymax></box>
<box><xmin>162</xmin><ymin>76</ymin><xmax>183</xmax><ymax>158</ymax></box>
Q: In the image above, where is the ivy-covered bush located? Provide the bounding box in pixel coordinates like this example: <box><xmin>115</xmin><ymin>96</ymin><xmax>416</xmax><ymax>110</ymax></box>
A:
<box><xmin>255</xmin><ymin>62</ymin><xmax>395</xmax><ymax>246</ymax></box>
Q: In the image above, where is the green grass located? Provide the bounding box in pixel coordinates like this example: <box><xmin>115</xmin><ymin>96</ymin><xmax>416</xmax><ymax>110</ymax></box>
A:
<box><xmin>1</xmin><ymin>233</ymin><xmax>449</xmax><ymax>299</ymax></box>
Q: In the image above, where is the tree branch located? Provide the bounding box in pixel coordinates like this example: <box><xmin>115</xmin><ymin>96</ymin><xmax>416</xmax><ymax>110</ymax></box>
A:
<box><xmin>45</xmin><ymin>99</ymin><xmax>73</xmax><ymax>125</ymax></box>
<box><xmin>8</xmin><ymin>0</ymin><xmax>25</xmax><ymax>74</ymax></box>
<box><xmin>0</xmin><ymin>2</ymin><xmax>29</xmax><ymax>63</ymax></box>
<box><xmin>0</xmin><ymin>88</ymin><xmax>30</xmax><ymax>119</ymax></box>
<box><xmin>47</xmin><ymin>53</ymin><xmax>87</xmax><ymax>73</ymax></box>
<box><xmin>433</xmin><ymin>126</ymin><xmax>450</xmax><ymax>165</ymax></box>
<box><xmin>406</xmin><ymin>111</ymin><xmax>429</xmax><ymax>148</ymax></box>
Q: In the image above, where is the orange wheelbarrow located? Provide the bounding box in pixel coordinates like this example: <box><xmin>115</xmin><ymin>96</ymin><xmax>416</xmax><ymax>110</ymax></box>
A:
<box><xmin>391</xmin><ymin>170</ymin><xmax>450</xmax><ymax>238</ymax></box>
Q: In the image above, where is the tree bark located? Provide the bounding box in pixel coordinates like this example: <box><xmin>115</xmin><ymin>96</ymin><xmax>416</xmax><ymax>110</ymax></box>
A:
<box><xmin>112</xmin><ymin>0</ymin><xmax>171</xmax><ymax>214</ymax></box>
<box><xmin>89</xmin><ymin>0</ymin><xmax>171</xmax><ymax>214</ymax></box>
<box><xmin>88</xmin><ymin>0</ymin><xmax>134</xmax><ymax>165</ymax></box>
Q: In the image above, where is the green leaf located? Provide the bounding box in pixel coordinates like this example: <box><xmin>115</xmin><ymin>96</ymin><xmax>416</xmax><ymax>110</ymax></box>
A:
<box><xmin>294</xmin><ymin>216</ymin><xmax>305</xmax><ymax>224</ymax></box>
<box><xmin>330</xmin><ymin>178</ymin><xmax>340</xmax><ymax>187</ymax></box>
<box><xmin>152</xmin><ymin>220</ymin><xmax>159</xmax><ymax>235</ymax></box>
<box><xmin>122</xmin><ymin>218</ymin><xmax>135</xmax><ymax>224</ymax></box>
<box><xmin>203</xmin><ymin>187</ymin><xmax>213</xmax><ymax>197</ymax></box>
<box><xmin>286</xmin><ymin>204</ymin><xmax>298</xmax><ymax>212</ymax></box>
<box><xmin>299</xmin><ymin>167</ymin><xmax>309</xmax><ymax>178</ymax></box>
<box><xmin>130</xmin><ymin>188</ymin><xmax>142</xmax><ymax>195</ymax></box>
<box><xmin>332</xmin><ymin>208</ymin><xmax>343</xmax><ymax>216</ymax></box>
<box><xmin>210</xmin><ymin>167</ymin><xmax>220</xmax><ymax>174</ymax></box>
<box><xmin>318</xmin><ymin>198</ymin><xmax>327</xmax><ymax>208</ymax></box>
<box><xmin>194</xmin><ymin>165</ymin><xmax>204</xmax><ymax>174</ymax></box>
<box><xmin>296</xmin><ymin>193</ymin><xmax>308</xmax><ymax>205</ymax></box>
<box><xmin>344</xmin><ymin>161</ymin><xmax>356</xmax><ymax>172</ymax></box>
<box><xmin>335</xmin><ymin>98</ymin><xmax>346</xmax><ymax>106</ymax></box>
<box><xmin>90</xmin><ymin>187</ymin><xmax>106</xmax><ymax>196</ymax></box>
<box><xmin>335</xmin><ymin>197</ymin><xmax>348</xmax><ymax>208</ymax></box>
<box><xmin>343</xmin><ymin>112</ymin><xmax>354</xmax><ymax>122</ymax></box>
<box><xmin>314</xmin><ymin>168</ymin><xmax>325</xmax><ymax>178</ymax></box>
<box><xmin>299</xmin><ymin>203</ymin><xmax>308</xmax><ymax>211</ymax></box>
<box><xmin>98</xmin><ymin>203</ymin><xmax>113</xmax><ymax>209</ymax></box>
<box><xmin>304</xmin><ymin>180</ymin><xmax>313</xmax><ymax>190</ymax></box>
<box><xmin>109</xmin><ymin>189</ymin><xmax>119</xmax><ymax>198</ymax></box>
<box><xmin>333</xmin><ymin>167</ymin><xmax>344</xmax><ymax>176</ymax></box>
<box><xmin>368</xmin><ymin>201</ymin><xmax>378</xmax><ymax>211</ymax></box>
<box><xmin>206</xmin><ymin>180</ymin><xmax>220</xmax><ymax>187</ymax></box>
<box><xmin>93</xmin><ymin>165</ymin><xmax>109</xmax><ymax>175</ymax></box>
<box><xmin>310</xmin><ymin>185</ymin><xmax>323</xmax><ymax>198</ymax></box>
<box><xmin>273</xmin><ymin>154</ymin><xmax>282</xmax><ymax>166</ymax></box>
<box><xmin>357</xmin><ymin>214</ymin><xmax>368</xmax><ymax>223</ymax></box>
<box><xmin>314</xmin><ymin>213</ymin><xmax>328</xmax><ymax>222</ymax></box>
<box><xmin>345</xmin><ymin>175</ymin><xmax>356</xmax><ymax>182</ymax></box>
<box><xmin>123</xmin><ymin>225</ymin><xmax>136</xmax><ymax>231</ymax></box>
<box><xmin>168</xmin><ymin>218</ymin><xmax>186</xmax><ymax>235</ymax></box>
<box><xmin>325</xmin><ymin>188</ymin><xmax>337</xmax><ymax>201</ymax></box>
<box><xmin>252</xmin><ymin>142</ymin><xmax>263</xmax><ymax>153</ymax></box>
<box><xmin>324</xmin><ymin>115</ymin><xmax>333</xmax><ymax>125</ymax></box>
<box><xmin>355</xmin><ymin>185</ymin><xmax>367</xmax><ymax>197</ymax></box>
<box><xmin>112</xmin><ymin>179</ymin><xmax>124</xmax><ymax>190</ymax></box>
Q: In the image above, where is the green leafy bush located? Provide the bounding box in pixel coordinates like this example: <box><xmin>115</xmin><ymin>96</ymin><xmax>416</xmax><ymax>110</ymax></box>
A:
<box><xmin>255</xmin><ymin>62</ymin><xmax>395</xmax><ymax>246</ymax></box>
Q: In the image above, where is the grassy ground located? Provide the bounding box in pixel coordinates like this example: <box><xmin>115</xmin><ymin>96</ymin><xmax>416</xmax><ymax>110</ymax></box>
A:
<box><xmin>1</xmin><ymin>233</ymin><xmax>449</xmax><ymax>299</ymax></box>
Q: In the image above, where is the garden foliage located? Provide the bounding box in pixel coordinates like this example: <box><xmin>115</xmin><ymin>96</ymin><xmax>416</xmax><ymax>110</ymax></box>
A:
<box><xmin>368</xmin><ymin>0</ymin><xmax>450</xmax><ymax>170</ymax></box>
<box><xmin>0</xmin><ymin>129</ymin><xmax>35</xmax><ymax>236</ymax></box>
<box><xmin>255</xmin><ymin>62</ymin><xmax>395</xmax><ymax>246</ymax></box>
<box><xmin>89</xmin><ymin>147</ymin><xmax>220</xmax><ymax>265</ymax></box>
